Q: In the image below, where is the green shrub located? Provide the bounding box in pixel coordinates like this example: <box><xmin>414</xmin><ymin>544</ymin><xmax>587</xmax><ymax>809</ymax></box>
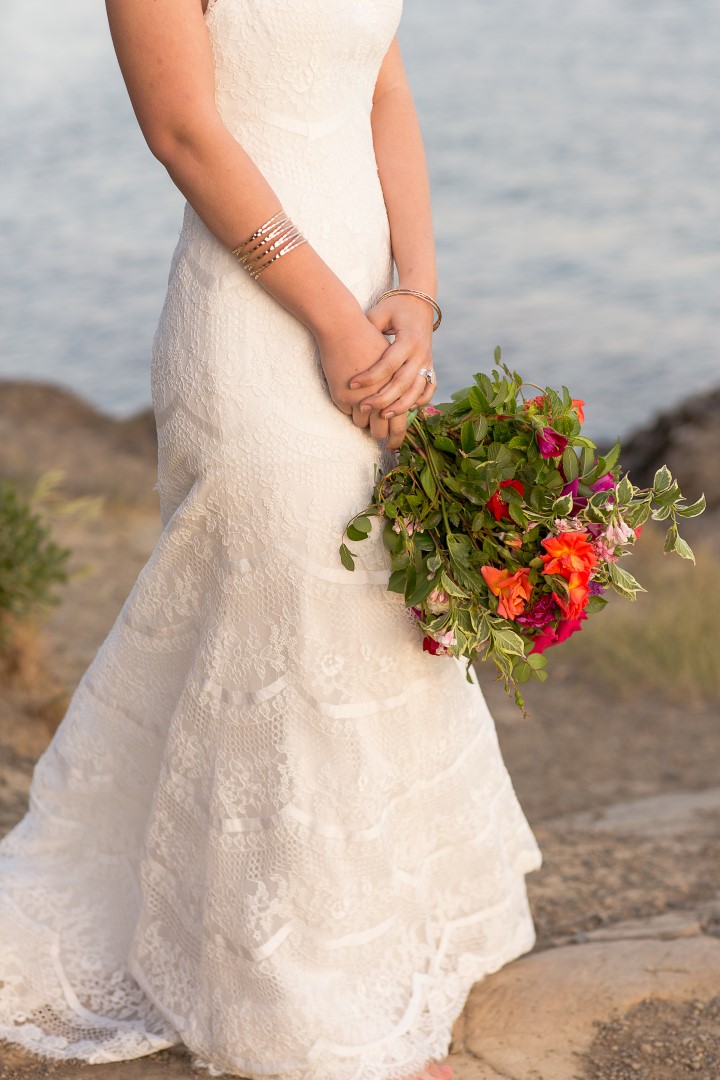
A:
<box><xmin>0</xmin><ymin>479</ymin><xmax>71</xmax><ymax>645</ymax></box>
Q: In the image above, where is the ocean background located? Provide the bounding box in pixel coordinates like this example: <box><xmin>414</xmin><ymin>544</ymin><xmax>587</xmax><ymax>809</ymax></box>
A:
<box><xmin>0</xmin><ymin>0</ymin><xmax>718</xmax><ymax>443</ymax></box>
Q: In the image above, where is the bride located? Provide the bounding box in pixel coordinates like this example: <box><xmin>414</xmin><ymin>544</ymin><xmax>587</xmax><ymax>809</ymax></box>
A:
<box><xmin>0</xmin><ymin>0</ymin><xmax>542</xmax><ymax>1077</ymax></box>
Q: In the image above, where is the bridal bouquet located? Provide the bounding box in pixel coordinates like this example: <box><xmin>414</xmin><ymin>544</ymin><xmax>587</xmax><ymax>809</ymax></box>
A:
<box><xmin>339</xmin><ymin>349</ymin><xmax>705</xmax><ymax>710</ymax></box>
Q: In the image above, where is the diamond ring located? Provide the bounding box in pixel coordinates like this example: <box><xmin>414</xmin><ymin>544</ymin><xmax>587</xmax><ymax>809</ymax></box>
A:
<box><xmin>418</xmin><ymin>367</ymin><xmax>435</xmax><ymax>384</ymax></box>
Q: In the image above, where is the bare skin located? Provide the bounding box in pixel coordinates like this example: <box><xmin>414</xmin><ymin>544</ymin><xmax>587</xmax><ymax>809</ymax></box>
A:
<box><xmin>105</xmin><ymin>0</ymin><xmax>438</xmax><ymax>452</ymax></box>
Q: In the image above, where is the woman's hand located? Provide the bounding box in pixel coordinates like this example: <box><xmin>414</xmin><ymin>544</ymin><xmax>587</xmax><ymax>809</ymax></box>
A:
<box><xmin>347</xmin><ymin>293</ymin><xmax>437</xmax><ymax>419</ymax></box>
<box><xmin>315</xmin><ymin>312</ymin><xmax>411</xmax><ymax>451</ymax></box>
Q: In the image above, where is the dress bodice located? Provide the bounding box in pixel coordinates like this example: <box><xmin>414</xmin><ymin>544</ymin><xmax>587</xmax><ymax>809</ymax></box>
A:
<box><xmin>175</xmin><ymin>0</ymin><xmax>404</xmax><ymax>305</ymax></box>
<box><xmin>204</xmin><ymin>0</ymin><xmax>403</xmax><ymax>139</ymax></box>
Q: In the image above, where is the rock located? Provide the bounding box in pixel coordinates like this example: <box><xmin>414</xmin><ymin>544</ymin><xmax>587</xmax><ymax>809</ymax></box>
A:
<box><xmin>545</xmin><ymin>787</ymin><xmax>720</xmax><ymax>838</ymax></box>
<box><xmin>619</xmin><ymin>386</ymin><xmax>720</xmax><ymax>513</ymax></box>
<box><xmin>460</xmin><ymin>936</ymin><xmax>720</xmax><ymax>1080</ymax></box>
<box><xmin>0</xmin><ymin>380</ymin><xmax>157</xmax><ymax>504</ymax></box>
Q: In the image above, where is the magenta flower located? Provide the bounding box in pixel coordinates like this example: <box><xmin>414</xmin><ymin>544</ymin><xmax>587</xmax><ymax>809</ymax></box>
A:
<box><xmin>516</xmin><ymin>594</ymin><xmax>558</xmax><ymax>629</ymax></box>
<box><xmin>536</xmin><ymin>427</ymin><xmax>569</xmax><ymax>459</ymax></box>
<box><xmin>591</xmin><ymin>472</ymin><xmax>615</xmax><ymax>493</ymax></box>
<box><xmin>529</xmin><ymin>612</ymin><xmax>588</xmax><ymax>654</ymax></box>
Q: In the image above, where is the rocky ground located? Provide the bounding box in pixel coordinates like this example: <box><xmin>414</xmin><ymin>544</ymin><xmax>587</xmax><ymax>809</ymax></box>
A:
<box><xmin>1</xmin><ymin>380</ymin><xmax>719</xmax><ymax>1080</ymax></box>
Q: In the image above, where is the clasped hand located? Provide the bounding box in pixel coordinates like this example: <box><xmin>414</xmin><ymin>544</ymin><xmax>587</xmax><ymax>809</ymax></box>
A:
<box><xmin>319</xmin><ymin>293</ymin><xmax>436</xmax><ymax>452</ymax></box>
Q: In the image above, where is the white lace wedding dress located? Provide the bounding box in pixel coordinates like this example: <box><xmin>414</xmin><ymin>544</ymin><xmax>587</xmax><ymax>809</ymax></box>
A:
<box><xmin>0</xmin><ymin>0</ymin><xmax>542</xmax><ymax>1076</ymax></box>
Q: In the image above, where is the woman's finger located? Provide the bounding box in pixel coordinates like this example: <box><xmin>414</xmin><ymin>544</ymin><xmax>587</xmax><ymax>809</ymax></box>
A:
<box><xmin>368</xmin><ymin>409</ymin><xmax>389</xmax><ymax>442</ymax></box>
<box><xmin>385</xmin><ymin>411</ymin><xmax>408</xmax><ymax>452</ymax></box>
<box><xmin>351</xmin><ymin>403</ymin><xmax>371</xmax><ymax>428</ymax></box>
<box><xmin>348</xmin><ymin>334</ymin><xmax>413</xmax><ymax>390</ymax></box>
<box><xmin>361</xmin><ymin>356</ymin><xmax>428</xmax><ymax>414</ymax></box>
<box><xmin>381</xmin><ymin>372</ymin><xmax>431</xmax><ymax>420</ymax></box>
<box><xmin>413</xmin><ymin>374</ymin><xmax>436</xmax><ymax>408</ymax></box>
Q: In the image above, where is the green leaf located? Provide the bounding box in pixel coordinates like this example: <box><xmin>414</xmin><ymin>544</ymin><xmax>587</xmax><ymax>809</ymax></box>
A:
<box><xmin>616</xmin><ymin>475</ymin><xmax>634</xmax><ymax>504</ymax></box>
<box><xmin>580</xmin><ymin>446</ymin><xmax>596</xmax><ymax>475</ymax></box>
<box><xmin>664</xmin><ymin>523</ymin><xmax>678</xmax><ymax>552</ymax></box>
<box><xmin>494</xmin><ymin>345</ymin><xmax>502</xmax><ymax>363</ymax></box>
<box><xmin>441</xmin><ymin>571</ymin><xmax>470</xmax><ymax>598</ymax></box>
<box><xmin>339</xmin><ymin>543</ymin><xmax>355</xmax><ymax>571</ymax></box>
<box><xmin>347</xmin><ymin>515</ymin><xmax>372</xmax><ymax>541</ymax></box>
<box><xmin>473</xmin><ymin>416</ymin><xmax>489</xmax><ymax>441</ymax></box>
<box><xmin>654</xmin><ymin>482</ymin><xmax>682</xmax><ymax>507</ymax></box>
<box><xmin>384</xmin><ymin>521</ymin><xmax>405</xmax><ymax>554</ymax></box>
<box><xmin>653</xmin><ymin>465</ymin><xmax>672</xmax><ymax>493</ymax></box>
<box><xmin>420</xmin><ymin>464</ymin><xmax>436</xmax><ymax>501</ymax></box>
<box><xmin>552</xmin><ymin>493</ymin><xmax>574</xmax><ymax>517</ymax></box>
<box><xmin>652</xmin><ymin>504</ymin><xmax>674</xmax><ymax>521</ymax></box>
<box><xmin>672</xmin><ymin>535</ymin><xmax>695</xmax><ymax>562</ymax></box>
<box><xmin>407</xmin><ymin>569</ymin><xmax>442</xmax><ymax>607</ymax></box>
<box><xmin>675</xmin><ymin>494</ymin><xmax>707</xmax><ymax>519</ymax></box>
<box><xmin>514</xmin><ymin>661</ymin><xmax>533</xmax><ymax>685</ymax></box>
<box><xmin>664</xmin><ymin>523</ymin><xmax>695</xmax><ymax>562</ymax></box>
<box><xmin>585</xmin><ymin>594</ymin><xmax>608</xmax><ymax>613</ymax></box>
<box><xmin>383</xmin><ymin>501</ymin><xmax>398</xmax><ymax>519</ymax></box>
<box><xmin>526</xmin><ymin>652</ymin><xmax>547</xmax><ymax>670</ymax></box>
<box><xmin>561</xmin><ymin>446</ymin><xmax>580</xmax><ymax>483</ymax></box>
<box><xmin>608</xmin><ymin>561</ymin><xmax>646</xmax><ymax>598</ymax></box>
<box><xmin>388</xmin><ymin>569</ymin><xmax>407</xmax><ymax>593</ymax></box>
<box><xmin>508</xmin><ymin>501</ymin><xmax>528</xmax><ymax>528</ymax></box>
<box><xmin>490</xmin><ymin>626</ymin><xmax>526</xmax><ymax>657</ymax></box>
<box><xmin>602</xmin><ymin>438</ymin><xmax>622</xmax><ymax>474</ymax></box>
<box><xmin>433</xmin><ymin>435</ymin><xmax>457</xmax><ymax>454</ymax></box>
<box><xmin>468</xmin><ymin>386</ymin><xmax>489</xmax><ymax>412</ymax></box>
<box><xmin>461</xmin><ymin>420</ymin><xmax>475</xmax><ymax>454</ymax></box>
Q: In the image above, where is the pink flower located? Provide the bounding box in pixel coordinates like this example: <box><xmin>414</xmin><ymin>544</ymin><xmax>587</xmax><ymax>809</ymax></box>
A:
<box><xmin>392</xmin><ymin>516</ymin><xmax>417</xmax><ymax>536</ymax></box>
<box><xmin>604</xmin><ymin>517</ymin><xmax>634</xmax><ymax>547</ymax></box>
<box><xmin>422</xmin><ymin>628</ymin><xmax>455</xmax><ymax>655</ymax></box>
<box><xmin>593</xmin><ymin>539</ymin><xmax>618</xmax><ymax>562</ymax></box>
<box><xmin>426</xmin><ymin>588</ymin><xmax>451</xmax><ymax>614</ymax></box>
<box><xmin>536</xmin><ymin>427</ymin><xmax>569</xmax><ymax>459</ymax></box>
<box><xmin>422</xmin><ymin>404</ymin><xmax>443</xmax><ymax>417</ymax></box>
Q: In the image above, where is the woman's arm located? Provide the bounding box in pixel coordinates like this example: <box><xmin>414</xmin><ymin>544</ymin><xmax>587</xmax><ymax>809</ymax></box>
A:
<box><xmin>104</xmin><ymin>0</ymin><xmax>410</xmax><ymax>447</ymax></box>
<box><xmin>349</xmin><ymin>37</ymin><xmax>439</xmax><ymax>418</ymax></box>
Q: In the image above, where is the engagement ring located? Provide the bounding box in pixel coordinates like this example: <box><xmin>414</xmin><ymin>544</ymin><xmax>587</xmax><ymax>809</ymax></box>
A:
<box><xmin>418</xmin><ymin>367</ymin><xmax>435</xmax><ymax>384</ymax></box>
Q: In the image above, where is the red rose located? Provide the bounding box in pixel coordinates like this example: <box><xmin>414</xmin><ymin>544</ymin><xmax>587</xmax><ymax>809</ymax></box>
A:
<box><xmin>487</xmin><ymin>479</ymin><xmax>525</xmax><ymax>522</ymax></box>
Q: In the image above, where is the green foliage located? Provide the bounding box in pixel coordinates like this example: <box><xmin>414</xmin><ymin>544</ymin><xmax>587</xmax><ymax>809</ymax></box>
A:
<box><xmin>0</xmin><ymin>479</ymin><xmax>71</xmax><ymax>644</ymax></box>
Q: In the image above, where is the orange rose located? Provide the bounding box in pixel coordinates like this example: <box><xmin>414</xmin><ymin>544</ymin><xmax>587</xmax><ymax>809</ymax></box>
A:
<box><xmin>572</xmin><ymin>399</ymin><xmax>585</xmax><ymax>425</ymax></box>
<box><xmin>553</xmin><ymin>570</ymin><xmax>590</xmax><ymax>619</ymax></box>
<box><xmin>541</xmin><ymin>531</ymin><xmax>597</xmax><ymax>578</ymax></box>
<box><xmin>481</xmin><ymin>566</ymin><xmax>533</xmax><ymax>621</ymax></box>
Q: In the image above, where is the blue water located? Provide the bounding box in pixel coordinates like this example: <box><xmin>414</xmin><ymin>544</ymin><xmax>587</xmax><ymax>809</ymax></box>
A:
<box><xmin>1</xmin><ymin>0</ymin><xmax>718</xmax><ymax>442</ymax></box>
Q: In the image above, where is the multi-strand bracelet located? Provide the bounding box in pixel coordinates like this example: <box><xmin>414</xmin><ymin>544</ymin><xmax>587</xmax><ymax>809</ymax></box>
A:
<box><xmin>375</xmin><ymin>287</ymin><xmax>442</xmax><ymax>331</ymax></box>
<box><xmin>231</xmin><ymin>209</ymin><xmax>308</xmax><ymax>280</ymax></box>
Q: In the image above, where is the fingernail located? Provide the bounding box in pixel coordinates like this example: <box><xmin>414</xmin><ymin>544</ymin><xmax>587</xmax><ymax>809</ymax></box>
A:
<box><xmin>360</xmin><ymin>404</ymin><xmax>372</xmax><ymax>413</ymax></box>
<box><xmin>384</xmin><ymin>412</ymin><xmax>394</xmax><ymax>419</ymax></box>
<box><xmin>350</xmin><ymin>382</ymin><xmax>360</xmax><ymax>389</ymax></box>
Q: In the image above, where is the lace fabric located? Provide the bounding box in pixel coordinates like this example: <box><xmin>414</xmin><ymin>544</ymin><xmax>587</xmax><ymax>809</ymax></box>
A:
<box><xmin>0</xmin><ymin>0</ymin><xmax>542</xmax><ymax>1076</ymax></box>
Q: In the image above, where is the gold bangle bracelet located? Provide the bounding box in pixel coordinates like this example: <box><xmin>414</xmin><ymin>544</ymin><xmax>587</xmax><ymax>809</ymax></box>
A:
<box><xmin>375</xmin><ymin>288</ymin><xmax>442</xmax><ymax>331</ymax></box>
<box><xmin>230</xmin><ymin>210</ymin><xmax>308</xmax><ymax>280</ymax></box>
